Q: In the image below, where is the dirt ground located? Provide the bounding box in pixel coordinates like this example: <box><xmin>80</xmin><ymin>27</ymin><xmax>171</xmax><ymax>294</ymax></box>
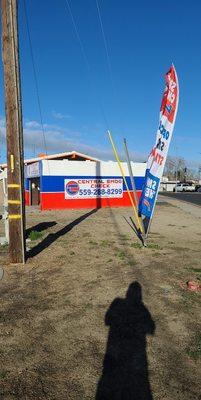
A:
<box><xmin>0</xmin><ymin>199</ymin><xmax>201</xmax><ymax>399</ymax></box>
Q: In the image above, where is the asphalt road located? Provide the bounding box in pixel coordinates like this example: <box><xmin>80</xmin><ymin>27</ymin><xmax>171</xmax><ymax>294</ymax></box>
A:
<box><xmin>160</xmin><ymin>192</ymin><xmax>201</xmax><ymax>206</ymax></box>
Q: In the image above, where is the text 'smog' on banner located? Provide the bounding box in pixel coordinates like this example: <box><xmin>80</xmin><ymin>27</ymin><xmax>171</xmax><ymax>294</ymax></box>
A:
<box><xmin>139</xmin><ymin>65</ymin><xmax>179</xmax><ymax>226</ymax></box>
<box><xmin>64</xmin><ymin>178</ymin><xmax>123</xmax><ymax>199</ymax></box>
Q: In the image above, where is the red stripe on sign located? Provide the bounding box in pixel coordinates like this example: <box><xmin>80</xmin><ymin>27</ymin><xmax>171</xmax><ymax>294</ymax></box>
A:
<box><xmin>25</xmin><ymin>190</ymin><xmax>30</xmax><ymax>206</ymax></box>
<box><xmin>40</xmin><ymin>191</ymin><xmax>142</xmax><ymax>210</ymax></box>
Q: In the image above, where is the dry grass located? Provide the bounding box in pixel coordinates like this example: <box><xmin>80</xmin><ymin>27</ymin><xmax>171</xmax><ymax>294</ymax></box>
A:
<box><xmin>0</xmin><ymin>203</ymin><xmax>200</xmax><ymax>399</ymax></box>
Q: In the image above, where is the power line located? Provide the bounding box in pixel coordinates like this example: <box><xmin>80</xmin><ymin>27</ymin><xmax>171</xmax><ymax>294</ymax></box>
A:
<box><xmin>64</xmin><ymin>0</ymin><xmax>90</xmax><ymax>72</ymax></box>
<box><xmin>95</xmin><ymin>0</ymin><xmax>115</xmax><ymax>92</ymax></box>
<box><xmin>64</xmin><ymin>0</ymin><xmax>110</xmax><ymax>130</ymax></box>
<box><xmin>95</xmin><ymin>1</ymin><xmax>125</xmax><ymax>137</ymax></box>
<box><xmin>22</xmin><ymin>0</ymin><xmax>48</xmax><ymax>156</ymax></box>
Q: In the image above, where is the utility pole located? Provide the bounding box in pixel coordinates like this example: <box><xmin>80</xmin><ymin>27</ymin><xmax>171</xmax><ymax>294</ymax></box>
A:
<box><xmin>1</xmin><ymin>0</ymin><xmax>25</xmax><ymax>263</ymax></box>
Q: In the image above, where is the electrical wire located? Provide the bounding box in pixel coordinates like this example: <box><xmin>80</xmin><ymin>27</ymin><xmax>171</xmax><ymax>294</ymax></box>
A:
<box><xmin>22</xmin><ymin>0</ymin><xmax>48</xmax><ymax>157</ymax></box>
<box><xmin>64</xmin><ymin>0</ymin><xmax>110</xmax><ymax>130</ymax></box>
<box><xmin>95</xmin><ymin>0</ymin><xmax>125</xmax><ymax>138</ymax></box>
<box><xmin>64</xmin><ymin>0</ymin><xmax>90</xmax><ymax>72</ymax></box>
<box><xmin>95</xmin><ymin>0</ymin><xmax>115</xmax><ymax>93</ymax></box>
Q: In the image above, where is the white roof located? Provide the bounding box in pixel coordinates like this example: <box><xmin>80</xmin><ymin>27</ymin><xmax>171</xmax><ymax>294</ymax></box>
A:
<box><xmin>0</xmin><ymin>150</ymin><xmax>100</xmax><ymax>168</ymax></box>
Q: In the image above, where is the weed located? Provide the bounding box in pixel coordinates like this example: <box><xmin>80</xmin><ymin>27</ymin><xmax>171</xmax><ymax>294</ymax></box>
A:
<box><xmin>153</xmin><ymin>252</ymin><xmax>161</xmax><ymax>257</ymax></box>
<box><xmin>0</xmin><ymin>370</ymin><xmax>8</xmax><ymax>379</ymax></box>
<box><xmin>59</xmin><ymin>239</ymin><xmax>68</xmax><ymax>244</ymax></box>
<box><xmin>64</xmin><ymin>298</ymin><xmax>71</xmax><ymax>306</ymax></box>
<box><xmin>148</xmin><ymin>243</ymin><xmax>160</xmax><ymax>250</ymax></box>
<box><xmin>89</xmin><ymin>240</ymin><xmax>98</xmax><ymax>246</ymax></box>
<box><xmin>28</xmin><ymin>230</ymin><xmax>43</xmax><ymax>241</ymax></box>
<box><xmin>85</xmin><ymin>302</ymin><xmax>93</xmax><ymax>310</ymax></box>
<box><xmin>187</xmin><ymin>267</ymin><xmax>201</xmax><ymax>275</ymax></box>
<box><xmin>120</xmin><ymin>234</ymin><xmax>130</xmax><ymax>241</ymax></box>
<box><xmin>117</xmin><ymin>251</ymin><xmax>126</xmax><ymax>259</ymax></box>
<box><xmin>0</xmin><ymin>243</ymin><xmax>8</xmax><ymax>248</ymax></box>
<box><xmin>181</xmin><ymin>292</ymin><xmax>198</xmax><ymax>309</ymax></box>
<box><xmin>130</xmin><ymin>242</ymin><xmax>142</xmax><ymax>249</ymax></box>
<box><xmin>107</xmin><ymin>259</ymin><xmax>113</xmax><ymax>263</ymax></box>
<box><xmin>100</xmin><ymin>240</ymin><xmax>111</xmax><ymax>247</ymax></box>
<box><xmin>69</xmin><ymin>251</ymin><xmax>75</xmax><ymax>256</ymax></box>
<box><xmin>186</xmin><ymin>334</ymin><xmax>201</xmax><ymax>360</ymax></box>
<box><xmin>127</xmin><ymin>259</ymin><xmax>137</xmax><ymax>267</ymax></box>
<box><xmin>0</xmin><ymin>242</ymin><xmax>8</xmax><ymax>254</ymax></box>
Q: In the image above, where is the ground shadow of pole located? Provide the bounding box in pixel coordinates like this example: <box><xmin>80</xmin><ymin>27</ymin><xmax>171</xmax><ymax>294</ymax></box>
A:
<box><xmin>123</xmin><ymin>216</ymin><xmax>144</xmax><ymax>245</ymax></box>
<box><xmin>27</xmin><ymin>209</ymin><xmax>98</xmax><ymax>259</ymax></box>
<box><xmin>26</xmin><ymin>221</ymin><xmax>57</xmax><ymax>238</ymax></box>
<box><xmin>96</xmin><ymin>281</ymin><xmax>155</xmax><ymax>400</ymax></box>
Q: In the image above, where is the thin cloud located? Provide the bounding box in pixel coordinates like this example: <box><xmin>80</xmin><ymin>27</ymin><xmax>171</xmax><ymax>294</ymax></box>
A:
<box><xmin>25</xmin><ymin>120</ymin><xmax>41</xmax><ymax>129</ymax></box>
<box><xmin>23</xmin><ymin>127</ymin><xmax>146</xmax><ymax>161</ymax></box>
<box><xmin>0</xmin><ymin>117</ymin><xmax>146</xmax><ymax>162</ymax></box>
<box><xmin>0</xmin><ymin>116</ymin><xmax>199</xmax><ymax>168</ymax></box>
<box><xmin>52</xmin><ymin>110</ymin><xmax>71</xmax><ymax>120</ymax></box>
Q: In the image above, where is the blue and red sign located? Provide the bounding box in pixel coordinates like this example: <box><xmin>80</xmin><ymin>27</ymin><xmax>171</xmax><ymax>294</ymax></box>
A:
<box><xmin>64</xmin><ymin>178</ymin><xmax>123</xmax><ymax>199</ymax></box>
<box><xmin>65</xmin><ymin>180</ymin><xmax>80</xmax><ymax>196</ymax></box>
<box><xmin>139</xmin><ymin>171</ymin><xmax>160</xmax><ymax>218</ymax></box>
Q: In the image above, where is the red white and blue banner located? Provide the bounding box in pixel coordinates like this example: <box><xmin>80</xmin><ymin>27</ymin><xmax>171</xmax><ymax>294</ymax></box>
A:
<box><xmin>139</xmin><ymin>65</ymin><xmax>179</xmax><ymax>228</ymax></box>
<box><xmin>25</xmin><ymin>160</ymin><xmax>146</xmax><ymax>209</ymax></box>
<box><xmin>64</xmin><ymin>178</ymin><xmax>123</xmax><ymax>199</ymax></box>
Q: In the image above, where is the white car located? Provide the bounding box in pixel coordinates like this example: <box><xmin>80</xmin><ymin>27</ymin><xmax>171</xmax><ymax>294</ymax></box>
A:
<box><xmin>173</xmin><ymin>183</ymin><xmax>195</xmax><ymax>192</ymax></box>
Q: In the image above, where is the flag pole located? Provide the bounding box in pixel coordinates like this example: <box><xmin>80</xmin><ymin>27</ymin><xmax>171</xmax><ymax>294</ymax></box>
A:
<box><xmin>108</xmin><ymin>131</ymin><xmax>144</xmax><ymax>235</ymax></box>
<box><xmin>145</xmin><ymin>183</ymin><xmax>160</xmax><ymax>238</ymax></box>
<box><xmin>123</xmin><ymin>138</ymin><xmax>145</xmax><ymax>236</ymax></box>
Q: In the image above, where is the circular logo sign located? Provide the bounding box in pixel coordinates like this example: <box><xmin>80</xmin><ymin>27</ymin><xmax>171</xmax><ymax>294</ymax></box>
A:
<box><xmin>66</xmin><ymin>180</ymin><xmax>79</xmax><ymax>196</ymax></box>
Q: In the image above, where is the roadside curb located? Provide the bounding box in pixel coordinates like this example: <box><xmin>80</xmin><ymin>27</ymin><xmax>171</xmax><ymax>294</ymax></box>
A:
<box><xmin>160</xmin><ymin>195</ymin><xmax>201</xmax><ymax>209</ymax></box>
<box><xmin>159</xmin><ymin>195</ymin><xmax>201</xmax><ymax>218</ymax></box>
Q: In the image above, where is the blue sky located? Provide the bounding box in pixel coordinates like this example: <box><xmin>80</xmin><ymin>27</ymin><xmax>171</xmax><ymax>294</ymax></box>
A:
<box><xmin>0</xmin><ymin>0</ymin><xmax>201</xmax><ymax>170</ymax></box>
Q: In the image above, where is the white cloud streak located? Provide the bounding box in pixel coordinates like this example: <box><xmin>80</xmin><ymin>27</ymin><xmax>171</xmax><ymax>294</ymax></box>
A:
<box><xmin>52</xmin><ymin>111</ymin><xmax>71</xmax><ymax>120</ymax></box>
<box><xmin>0</xmin><ymin>117</ymin><xmax>146</xmax><ymax>162</ymax></box>
<box><xmin>25</xmin><ymin>120</ymin><xmax>41</xmax><ymax>129</ymax></box>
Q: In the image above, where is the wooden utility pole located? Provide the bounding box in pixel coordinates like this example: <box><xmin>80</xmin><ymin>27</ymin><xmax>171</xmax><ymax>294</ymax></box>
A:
<box><xmin>1</xmin><ymin>0</ymin><xmax>25</xmax><ymax>263</ymax></box>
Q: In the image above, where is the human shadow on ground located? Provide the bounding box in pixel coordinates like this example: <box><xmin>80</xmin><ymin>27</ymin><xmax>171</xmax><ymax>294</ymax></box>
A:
<box><xmin>26</xmin><ymin>221</ymin><xmax>57</xmax><ymax>238</ymax></box>
<box><xmin>96</xmin><ymin>282</ymin><xmax>155</xmax><ymax>400</ymax></box>
<box><xmin>27</xmin><ymin>209</ymin><xmax>98</xmax><ymax>259</ymax></box>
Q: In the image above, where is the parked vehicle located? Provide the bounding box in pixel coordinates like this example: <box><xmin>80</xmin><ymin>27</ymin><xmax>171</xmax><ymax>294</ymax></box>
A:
<box><xmin>197</xmin><ymin>187</ymin><xmax>201</xmax><ymax>193</ymax></box>
<box><xmin>195</xmin><ymin>185</ymin><xmax>201</xmax><ymax>192</ymax></box>
<box><xmin>173</xmin><ymin>183</ymin><xmax>195</xmax><ymax>192</ymax></box>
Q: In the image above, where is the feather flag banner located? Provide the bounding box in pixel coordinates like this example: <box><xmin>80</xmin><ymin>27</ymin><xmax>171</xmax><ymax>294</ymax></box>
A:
<box><xmin>139</xmin><ymin>65</ymin><xmax>179</xmax><ymax>234</ymax></box>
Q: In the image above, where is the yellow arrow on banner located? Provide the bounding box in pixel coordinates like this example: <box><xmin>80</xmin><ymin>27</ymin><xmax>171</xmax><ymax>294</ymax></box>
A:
<box><xmin>108</xmin><ymin>130</ymin><xmax>144</xmax><ymax>235</ymax></box>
